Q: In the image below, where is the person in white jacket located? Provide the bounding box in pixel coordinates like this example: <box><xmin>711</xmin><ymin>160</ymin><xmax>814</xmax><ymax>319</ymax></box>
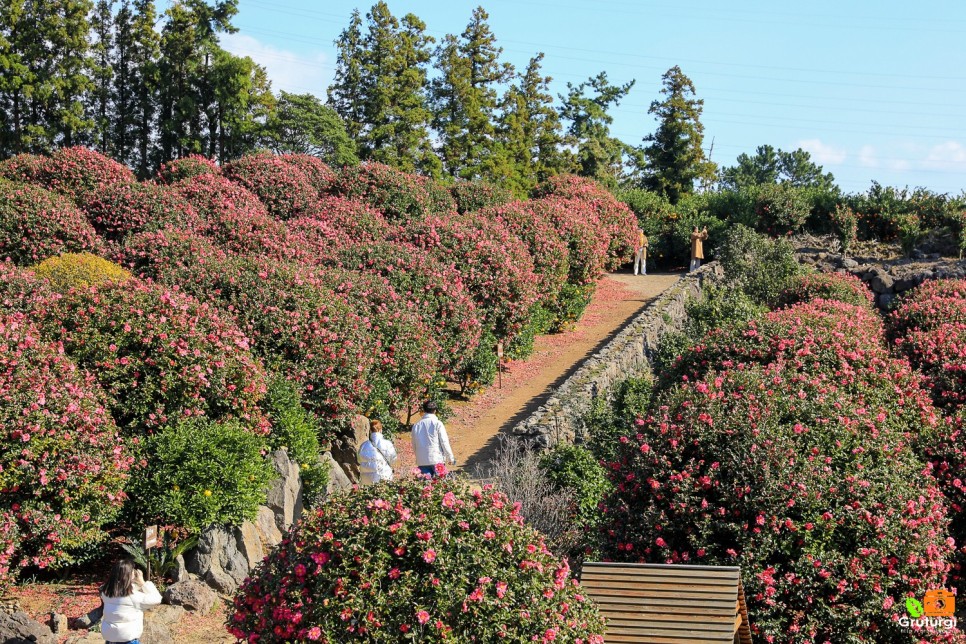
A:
<box><xmin>411</xmin><ymin>400</ymin><xmax>455</xmax><ymax>478</ymax></box>
<box><xmin>100</xmin><ymin>558</ymin><xmax>162</xmax><ymax>644</ymax></box>
<box><xmin>358</xmin><ymin>419</ymin><xmax>397</xmax><ymax>485</ymax></box>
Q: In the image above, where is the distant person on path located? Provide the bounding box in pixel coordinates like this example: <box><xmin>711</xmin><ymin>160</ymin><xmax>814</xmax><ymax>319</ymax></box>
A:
<box><xmin>634</xmin><ymin>228</ymin><xmax>649</xmax><ymax>275</ymax></box>
<box><xmin>690</xmin><ymin>226</ymin><xmax>708</xmax><ymax>272</ymax></box>
<box><xmin>100</xmin><ymin>558</ymin><xmax>162</xmax><ymax>644</ymax></box>
<box><xmin>411</xmin><ymin>400</ymin><xmax>455</xmax><ymax>478</ymax></box>
<box><xmin>358</xmin><ymin>419</ymin><xmax>397</xmax><ymax>485</ymax></box>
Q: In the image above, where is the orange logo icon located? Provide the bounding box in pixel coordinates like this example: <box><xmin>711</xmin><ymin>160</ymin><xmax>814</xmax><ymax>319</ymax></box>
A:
<box><xmin>924</xmin><ymin>589</ymin><xmax>956</xmax><ymax>617</ymax></box>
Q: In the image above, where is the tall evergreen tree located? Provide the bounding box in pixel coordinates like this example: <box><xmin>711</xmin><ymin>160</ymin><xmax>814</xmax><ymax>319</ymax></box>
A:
<box><xmin>0</xmin><ymin>0</ymin><xmax>41</xmax><ymax>154</ymax></box>
<box><xmin>558</xmin><ymin>71</ymin><xmax>633</xmax><ymax>188</ymax></box>
<box><xmin>88</xmin><ymin>0</ymin><xmax>114</xmax><ymax>154</ymax></box>
<box><xmin>127</xmin><ymin>0</ymin><xmax>159</xmax><ymax>175</ymax></box>
<box><xmin>498</xmin><ymin>53</ymin><xmax>570</xmax><ymax>194</ymax></box>
<box><xmin>640</xmin><ymin>65</ymin><xmax>716</xmax><ymax>203</ymax></box>
<box><xmin>208</xmin><ymin>48</ymin><xmax>273</xmax><ymax>162</ymax></box>
<box><xmin>430</xmin><ymin>6</ymin><xmax>513</xmax><ymax>180</ymax></box>
<box><xmin>358</xmin><ymin>3</ymin><xmax>436</xmax><ymax>175</ymax></box>
<box><xmin>327</xmin><ymin>9</ymin><xmax>366</xmax><ymax>143</ymax></box>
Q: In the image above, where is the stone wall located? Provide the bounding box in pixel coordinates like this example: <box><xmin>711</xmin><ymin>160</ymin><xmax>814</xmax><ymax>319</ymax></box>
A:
<box><xmin>510</xmin><ymin>263</ymin><xmax>725</xmax><ymax>447</ymax></box>
<box><xmin>797</xmin><ymin>250</ymin><xmax>966</xmax><ymax>309</ymax></box>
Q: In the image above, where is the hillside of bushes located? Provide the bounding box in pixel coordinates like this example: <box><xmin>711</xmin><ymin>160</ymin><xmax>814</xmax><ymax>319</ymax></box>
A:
<box><xmin>0</xmin><ymin>147</ymin><xmax>636</xmax><ymax>589</ymax></box>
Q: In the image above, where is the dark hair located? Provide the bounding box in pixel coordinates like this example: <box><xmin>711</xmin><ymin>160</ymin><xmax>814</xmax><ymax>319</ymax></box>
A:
<box><xmin>102</xmin><ymin>558</ymin><xmax>136</xmax><ymax>598</ymax></box>
<box><xmin>423</xmin><ymin>400</ymin><xmax>438</xmax><ymax>413</ymax></box>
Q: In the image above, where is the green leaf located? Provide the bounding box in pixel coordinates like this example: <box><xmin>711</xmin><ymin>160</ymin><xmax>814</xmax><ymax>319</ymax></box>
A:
<box><xmin>906</xmin><ymin>597</ymin><xmax>924</xmax><ymax>618</ymax></box>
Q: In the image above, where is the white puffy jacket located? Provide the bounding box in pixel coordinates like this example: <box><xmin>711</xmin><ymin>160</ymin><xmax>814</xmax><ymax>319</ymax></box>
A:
<box><xmin>358</xmin><ymin>432</ymin><xmax>397</xmax><ymax>485</ymax></box>
<box><xmin>410</xmin><ymin>413</ymin><xmax>455</xmax><ymax>468</ymax></box>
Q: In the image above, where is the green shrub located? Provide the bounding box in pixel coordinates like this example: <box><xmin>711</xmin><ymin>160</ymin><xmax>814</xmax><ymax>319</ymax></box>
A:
<box><xmin>829</xmin><ymin>204</ymin><xmax>858</xmax><ymax>255</ymax></box>
<box><xmin>716</xmin><ymin>224</ymin><xmax>802</xmax><ymax>306</ymax></box>
<box><xmin>506</xmin><ymin>305</ymin><xmax>553</xmax><ymax>360</ymax></box>
<box><xmin>458</xmin><ymin>331</ymin><xmax>499</xmax><ymax>396</ymax></box>
<box><xmin>228</xmin><ymin>476</ymin><xmax>606</xmax><ymax>643</ymax></box>
<box><xmin>749</xmin><ymin>182</ymin><xmax>810</xmax><ymax>235</ymax></box>
<box><xmin>778</xmin><ymin>272</ymin><xmax>874</xmax><ymax>309</ymax></box>
<box><xmin>539</xmin><ymin>444</ymin><xmax>612</xmax><ymax>530</ymax></box>
<box><xmin>132</xmin><ymin>418</ymin><xmax>275</xmax><ymax>531</ymax></box>
<box><xmin>263</xmin><ymin>376</ymin><xmax>329</xmax><ymax>507</ymax></box>
<box><xmin>584</xmin><ymin>377</ymin><xmax>654</xmax><ymax>466</ymax></box>
<box><xmin>683</xmin><ymin>284</ymin><xmax>767</xmax><ymax>339</ymax></box>
<box><xmin>549</xmin><ymin>282</ymin><xmax>595</xmax><ymax>332</ymax></box>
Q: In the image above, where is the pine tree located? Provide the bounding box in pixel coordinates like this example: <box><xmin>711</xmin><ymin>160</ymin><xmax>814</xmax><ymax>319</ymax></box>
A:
<box><xmin>558</xmin><ymin>71</ymin><xmax>633</xmax><ymax>188</ymax></box>
<box><xmin>640</xmin><ymin>65</ymin><xmax>716</xmax><ymax>203</ymax></box>
<box><xmin>430</xmin><ymin>6</ymin><xmax>513</xmax><ymax>180</ymax></box>
<box><xmin>209</xmin><ymin>48</ymin><xmax>273</xmax><ymax>162</ymax></box>
<box><xmin>127</xmin><ymin>0</ymin><xmax>159</xmax><ymax>176</ymax></box>
<box><xmin>357</xmin><ymin>3</ymin><xmax>436</xmax><ymax>175</ymax></box>
<box><xmin>498</xmin><ymin>53</ymin><xmax>570</xmax><ymax>195</ymax></box>
<box><xmin>0</xmin><ymin>0</ymin><xmax>41</xmax><ymax>154</ymax></box>
<box><xmin>88</xmin><ymin>0</ymin><xmax>115</xmax><ymax>154</ymax></box>
<box><xmin>328</xmin><ymin>9</ymin><xmax>366</xmax><ymax>143</ymax></box>
<box><xmin>45</xmin><ymin>0</ymin><xmax>97</xmax><ymax>147</ymax></box>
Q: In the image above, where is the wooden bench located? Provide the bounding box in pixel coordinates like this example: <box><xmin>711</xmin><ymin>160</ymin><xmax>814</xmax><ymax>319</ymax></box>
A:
<box><xmin>581</xmin><ymin>562</ymin><xmax>752</xmax><ymax>643</ymax></box>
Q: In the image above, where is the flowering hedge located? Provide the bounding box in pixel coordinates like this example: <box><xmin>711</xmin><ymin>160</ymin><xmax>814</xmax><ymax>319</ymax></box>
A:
<box><xmin>174</xmin><ymin>173</ymin><xmax>303</xmax><ymax>261</ymax></box>
<box><xmin>0</xmin><ymin>261</ymin><xmax>54</xmax><ymax>315</ymax></box>
<box><xmin>451</xmin><ymin>180</ymin><xmax>514</xmax><ymax>214</ymax></box>
<box><xmin>530</xmin><ymin>197</ymin><xmax>608</xmax><ymax>286</ymax></box>
<box><xmin>80</xmin><ymin>181</ymin><xmax>201</xmax><ymax>240</ymax></box>
<box><xmin>395</xmin><ymin>214</ymin><xmax>540</xmax><ymax>340</ymax></box>
<box><xmin>897</xmin><ymin>323</ymin><xmax>966</xmax><ymax>411</ymax></box>
<box><xmin>228</xmin><ymin>476</ymin><xmax>605</xmax><ymax>643</ymax></box>
<box><xmin>0</xmin><ymin>313</ymin><xmax>128</xmax><ymax>573</ymax></box>
<box><xmin>601</xmin><ymin>363</ymin><xmax>955</xmax><ymax>643</ymax></box>
<box><xmin>40</xmin><ymin>279</ymin><xmax>268</xmax><ymax>435</ymax></box>
<box><xmin>0</xmin><ymin>180</ymin><xmax>106</xmax><ymax>265</ymax></box>
<box><xmin>333</xmin><ymin>162</ymin><xmax>453</xmax><ymax>222</ymax></box>
<box><xmin>337</xmin><ymin>242</ymin><xmax>483</xmax><ymax>378</ymax></box>
<box><xmin>480</xmin><ymin>201</ymin><xmax>569</xmax><ymax>310</ymax></box>
<box><xmin>117</xmin><ymin>227</ymin><xmax>231</xmax><ymax>297</ymax></box>
<box><xmin>311</xmin><ymin>195</ymin><xmax>390</xmax><ymax>243</ymax></box>
<box><xmin>209</xmin><ymin>257</ymin><xmax>373</xmax><ymax>424</ymax></box>
<box><xmin>0</xmin><ymin>153</ymin><xmax>46</xmax><ymax>185</ymax></box>
<box><xmin>155</xmin><ymin>154</ymin><xmax>221</xmax><ymax>185</ymax></box>
<box><xmin>277</xmin><ymin>153</ymin><xmax>337</xmax><ymax>193</ymax></box>
<box><xmin>33</xmin><ymin>253</ymin><xmax>132</xmax><ymax>292</ymax></box>
<box><xmin>28</xmin><ymin>147</ymin><xmax>136</xmax><ymax>207</ymax></box>
<box><xmin>532</xmin><ymin>175</ymin><xmax>634</xmax><ymax>271</ymax></box>
<box><xmin>778</xmin><ymin>272</ymin><xmax>874</xmax><ymax>310</ymax></box>
<box><xmin>888</xmin><ymin>279</ymin><xmax>966</xmax><ymax>340</ymax></box>
<box><xmin>223</xmin><ymin>152</ymin><xmax>321</xmax><ymax>220</ymax></box>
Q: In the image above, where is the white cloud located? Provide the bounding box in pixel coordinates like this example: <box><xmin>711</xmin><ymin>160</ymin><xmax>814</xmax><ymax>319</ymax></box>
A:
<box><xmin>858</xmin><ymin>145</ymin><xmax>879</xmax><ymax>168</ymax></box>
<box><xmin>796</xmin><ymin>138</ymin><xmax>847</xmax><ymax>166</ymax></box>
<box><xmin>923</xmin><ymin>141</ymin><xmax>966</xmax><ymax>172</ymax></box>
<box><xmin>220</xmin><ymin>33</ymin><xmax>331</xmax><ymax>98</ymax></box>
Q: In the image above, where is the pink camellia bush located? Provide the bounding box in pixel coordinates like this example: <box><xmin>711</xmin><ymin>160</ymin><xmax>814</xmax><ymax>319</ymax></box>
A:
<box><xmin>311</xmin><ymin>195</ymin><xmax>390</xmax><ymax>243</ymax></box>
<box><xmin>778</xmin><ymin>271</ymin><xmax>875</xmax><ymax>309</ymax></box>
<box><xmin>530</xmin><ymin>196</ymin><xmax>608</xmax><ymax>286</ymax></box>
<box><xmin>333</xmin><ymin>162</ymin><xmax>455</xmax><ymax>223</ymax></box>
<box><xmin>479</xmin><ymin>200</ymin><xmax>569</xmax><ymax>311</ymax></box>
<box><xmin>174</xmin><ymin>173</ymin><xmax>304</xmax><ymax>261</ymax></box>
<box><xmin>888</xmin><ymin>279</ymin><xmax>966</xmax><ymax>343</ymax></box>
<box><xmin>208</xmin><ymin>257</ymin><xmax>374</xmax><ymax>424</ymax></box>
<box><xmin>601</xmin><ymin>362</ymin><xmax>957</xmax><ymax>643</ymax></box>
<box><xmin>117</xmin><ymin>227</ymin><xmax>231</xmax><ymax>298</ymax></box>
<box><xmin>661</xmin><ymin>299</ymin><xmax>890</xmax><ymax>391</ymax></box>
<box><xmin>394</xmin><ymin>213</ymin><xmax>540</xmax><ymax>341</ymax></box>
<box><xmin>0</xmin><ymin>153</ymin><xmax>46</xmax><ymax>184</ymax></box>
<box><xmin>0</xmin><ymin>313</ymin><xmax>129</xmax><ymax>575</ymax></box>
<box><xmin>228</xmin><ymin>476</ymin><xmax>605</xmax><ymax>643</ymax></box>
<box><xmin>155</xmin><ymin>154</ymin><xmax>221</xmax><ymax>185</ymax></box>
<box><xmin>898</xmin><ymin>323</ymin><xmax>966</xmax><ymax>411</ymax></box>
<box><xmin>0</xmin><ymin>260</ymin><xmax>54</xmax><ymax>315</ymax></box>
<box><xmin>278</xmin><ymin>153</ymin><xmax>337</xmax><ymax>194</ymax></box>
<box><xmin>28</xmin><ymin>147</ymin><xmax>135</xmax><ymax>207</ymax></box>
<box><xmin>223</xmin><ymin>151</ymin><xmax>321</xmax><ymax>220</ymax></box>
<box><xmin>38</xmin><ymin>279</ymin><xmax>268</xmax><ymax>435</ymax></box>
<box><xmin>451</xmin><ymin>180</ymin><xmax>515</xmax><ymax>215</ymax></box>
<box><xmin>532</xmin><ymin>174</ymin><xmax>635</xmax><ymax>271</ymax></box>
<box><xmin>316</xmin><ymin>267</ymin><xmax>439</xmax><ymax>416</ymax></box>
<box><xmin>80</xmin><ymin>181</ymin><xmax>201</xmax><ymax>240</ymax></box>
<box><xmin>0</xmin><ymin>179</ymin><xmax>106</xmax><ymax>264</ymax></box>
<box><xmin>337</xmin><ymin>242</ymin><xmax>483</xmax><ymax>378</ymax></box>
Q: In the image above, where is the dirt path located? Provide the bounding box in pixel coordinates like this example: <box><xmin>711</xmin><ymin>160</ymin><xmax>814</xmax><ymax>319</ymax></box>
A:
<box><xmin>395</xmin><ymin>271</ymin><xmax>681</xmax><ymax>476</ymax></box>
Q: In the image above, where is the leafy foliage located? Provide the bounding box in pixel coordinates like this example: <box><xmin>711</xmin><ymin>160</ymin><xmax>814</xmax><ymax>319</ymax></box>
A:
<box><xmin>228</xmin><ymin>476</ymin><xmax>606</xmax><ymax>643</ymax></box>
<box><xmin>32</xmin><ymin>252</ymin><xmax>132</xmax><ymax>292</ymax></box>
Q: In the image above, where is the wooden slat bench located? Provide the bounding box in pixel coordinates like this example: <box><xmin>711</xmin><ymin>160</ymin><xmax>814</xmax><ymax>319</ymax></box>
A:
<box><xmin>581</xmin><ymin>562</ymin><xmax>752</xmax><ymax>643</ymax></box>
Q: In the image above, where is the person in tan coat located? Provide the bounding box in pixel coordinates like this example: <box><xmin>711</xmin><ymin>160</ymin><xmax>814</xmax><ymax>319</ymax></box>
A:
<box><xmin>690</xmin><ymin>226</ymin><xmax>708</xmax><ymax>272</ymax></box>
<box><xmin>634</xmin><ymin>228</ymin><xmax>648</xmax><ymax>275</ymax></box>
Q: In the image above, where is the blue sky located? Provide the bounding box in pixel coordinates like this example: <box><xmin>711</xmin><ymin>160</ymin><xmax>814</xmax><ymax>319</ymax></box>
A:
<box><xmin>218</xmin><ymin>0</ymin><xmax>966</xmax><ymax>195</ymax></box>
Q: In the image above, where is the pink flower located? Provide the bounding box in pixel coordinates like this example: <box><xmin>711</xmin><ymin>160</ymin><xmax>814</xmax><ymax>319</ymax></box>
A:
<box><xmin>422</xmin><ymin>549</ymin><xmax>436</xmax><ymax>564</ymax></box>
<box><xmin>416</xmin><ymin>610</ymin><xmax>430</xmax><ymax>625</ymax></box>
